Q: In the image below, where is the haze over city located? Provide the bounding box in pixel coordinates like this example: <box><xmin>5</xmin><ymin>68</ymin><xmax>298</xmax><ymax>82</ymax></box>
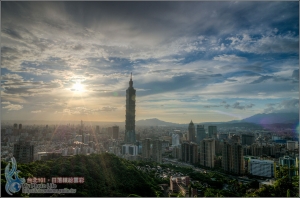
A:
<box><xmin>1</xmin><ymin>1</ymin><xmax>299</xmax><ymax>124</ymax></box>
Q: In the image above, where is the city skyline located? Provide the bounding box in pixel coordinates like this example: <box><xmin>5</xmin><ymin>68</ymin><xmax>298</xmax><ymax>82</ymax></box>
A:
<box><xmin>1</xmin><ymin>1</ymin><xmax>299</xmax><ymax>124</ymax></box>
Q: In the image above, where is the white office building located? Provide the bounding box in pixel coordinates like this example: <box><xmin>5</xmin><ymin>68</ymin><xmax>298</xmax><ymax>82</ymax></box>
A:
<box><xmin>248</xmin><ymin>159</ymin><xmax>275</xmax><ymax>178</ymax></box>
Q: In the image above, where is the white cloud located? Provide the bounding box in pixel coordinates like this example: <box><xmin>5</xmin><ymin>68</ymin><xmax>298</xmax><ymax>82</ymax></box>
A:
<box><xmin>31</xmin><ymin>110</ymin><xmax>42</xmax><ymax>113</ymax></box>
<box><xmin>2</xmin><ymin>104</ymin><xmax>23</xmax><ymax>111</ymax></box>
<box><xmin>213</xmin><ymin>54</ymin><xmax>247</xmax><ymax>62</ymax></box>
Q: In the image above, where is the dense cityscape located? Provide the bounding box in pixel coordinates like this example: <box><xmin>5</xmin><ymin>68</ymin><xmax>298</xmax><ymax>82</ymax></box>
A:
<box><xmin>1</xmin><ymin>1</ymin><xmax>299</xmax><ymax>197</ymax></box>
<box><xmin>1</xmin><ymin>75</ymin><xmax>299</xmax><ymax>197</ymax></box>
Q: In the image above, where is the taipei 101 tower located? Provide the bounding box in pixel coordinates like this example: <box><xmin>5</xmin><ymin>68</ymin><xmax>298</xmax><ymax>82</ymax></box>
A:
<box><xmin>124</xmin><ymin>73</ymin><xmax>136</xmax><ymax>144</ymax></box>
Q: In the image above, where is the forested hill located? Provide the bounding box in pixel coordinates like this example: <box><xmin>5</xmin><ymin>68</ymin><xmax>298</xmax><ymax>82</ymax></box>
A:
<box><xmin>1</xmin><ymin>153</ymin><xmax>161</xmax><ymax>197</ymax></box>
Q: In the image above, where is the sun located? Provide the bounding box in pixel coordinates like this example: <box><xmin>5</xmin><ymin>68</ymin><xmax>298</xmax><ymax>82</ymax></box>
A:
<box><xmin>72</xmin><ymin>81</ymin><xmax>85</xmax><ymax>92</ymax></box>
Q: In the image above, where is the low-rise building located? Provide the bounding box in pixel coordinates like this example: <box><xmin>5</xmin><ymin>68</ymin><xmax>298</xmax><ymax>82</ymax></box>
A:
<box><xmin>248</xmin><ymin>159</ymin><xmax>275</xmax><ymax>178</ymax></box>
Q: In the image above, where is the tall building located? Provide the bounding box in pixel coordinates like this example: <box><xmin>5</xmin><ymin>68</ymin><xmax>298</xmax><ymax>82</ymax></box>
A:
<box><xmin>232</xmin><ymin>143</ymin><xmax>244</xmax><ymax>175</ymax></box>
<box><xmin>13</xmin><ymin>142</ymin><xmax>34</xmax><ymax>163</ymax></box>
<box><xmin>222</xmin><ymin>141</ymin><xmax>244</xmax><ymax>175</ymax></box>
<box><xmin>188</xmin><ymin>120</ymin><xmax>196</xmax><ymax>142</ymax></box>
<box><xmin>222</xmin><ymin>142</ymin><xmax>232</xmax><ymax>172</ymax></box>
<box><xmin>152</xmin><ymin>139</ymin><xmax>162</xmax><ymax>163</ymax></box>
<box><xmin>181</xmin><ymin>142</ymin><xmax>190</xmax><ymax>163</ymax></box>
<box><xmin>231</xmin><ymin>134</ymin><xmax>241</xmax><ymax>144</ymax></box>
<box><xmin>83</xmin><ymin>133</ymin><xmax>90</xmax><ymax>144</ymax></box>
<box><xmin>124</xmin><ymin>73</ymin><xmax>136</xmax><ymax>144</ymax></box>
<box><xmin>13</xmin><ymin>123</ymin><xmax>18</xmax><ymax>129</ymax></box>
<box><xmin>96</xmin><ymin>125</ymin><xmax>100</xmax><ymax>133</ymax></box>
<box><xmin>208</xmin><ymin>126</ymin><xmax>217</xmax><ymax>139</ymax></box>
<box><xmin>19</xmin><ymin>124</ymin><xmax>22</xmax><ymax>130</ymax></box>
<box><xmin>112</xmin><ymin>125</ymin><xmax>119</xmax><ymax>139</ymax></box>
<box><xmin>196</xmin><ymin>125</ymin><xmax>206</xmax><ymax>144</ymax></box>
<box><xmin>241</xmin><ymin>134</ymin><xmax>255</xmax><ymax>146</ymax></box>
<box><xmin>189</xmin><ymin>142</ymin><xmax>198</xmax><ymax>164</ymax></box>
<box><xmin>199</xmin><ymin>138</ymin><xmax>215</xmax><ymax>168</ymax></box>
<box><xmin>219</xmin><ymin>133</ymin><xmax>228</xmax><ymax>141</ymax></box>
<box><xmin>172</xmin><ymin>133</ymin><xmax>180</xmax><ymax>146</ymax></box>
<box><xmin>142</xmin><ymin>138</ymin><xmax>151</xmax><ymax>160</ymax></box>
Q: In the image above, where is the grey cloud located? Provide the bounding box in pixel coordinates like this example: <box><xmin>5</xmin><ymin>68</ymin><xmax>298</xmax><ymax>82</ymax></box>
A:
<box><xmin>224</xmin><ymin>104</ymin><xmax>230</xmax><ymax>109</ymax></box>
<box><xmin>246</xmin><ymin>104</ymin><xmax>255</xmax><ymax>108</ymax></box>
<box><xmin>203</xmin><ymin>105</ymin><xmax>221</xmax><ymax>108</ymax></box>
<box><xmin>292</xmin><ymin>69</ymin><xmax>299</xmax><ymax>80</ymax></box>
<box><xmin>263</xmin><ymin>99</ymin><xmax>299</xmax><ymax>113</ymax></box>
<box><xmin>31</xmin><ymin>110</ymin><xmax>42</xmax><ymax>113</ymax></box>
<box><xmin>209</xmin><ymin>74</ymin><xmax>222</xmax><ymax>77</ymax></box>
<box><xmin>232</xmin><ymin>102</ymin><xmax>245</xmax><ymax>110</ymax></box>
<box><xmin>250</xmin><ymin>76</ymin><xmax>273</xmax><ymax>84</ymax></box>
<box><xmin>232</xmin><ymin>102</ymin><xmax>254</xmax><ymax>110</ymax></box>
<box><xmin>98</xmin><ymin>106</ymin><xmax>117</xmax><ymax>111</ymax></box>
<box><xmin>2</xmin><ymin>28</ymin><xmax>23</xmax><ymax>39</ymax></box>
<box><xmin>278</xmin><ymin>99</ymin><xmax>299</xmax><ymax>109</ymax></box>
<box><xmin>72</xmin><ymin>44</ymin><xmax>85</xmax><ymax>51</ymax></box>
<box><xmin>228</xmin><ymin>33</ymin><xmax>299</xmax><ymax>54</ymax></box>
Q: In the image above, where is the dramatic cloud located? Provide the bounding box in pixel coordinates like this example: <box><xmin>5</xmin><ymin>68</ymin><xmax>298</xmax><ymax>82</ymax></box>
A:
<box><xmin>1</xmin><ymin>1</ymin><xmax>298</xmax><ymax>123</ymax></box>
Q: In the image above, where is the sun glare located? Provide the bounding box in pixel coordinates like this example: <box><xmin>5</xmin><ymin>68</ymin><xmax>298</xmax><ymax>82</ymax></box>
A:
<box><xmin>72</xmin><ymin>82</ymin><xmax>85</xmax><ymax>92</ymax></box>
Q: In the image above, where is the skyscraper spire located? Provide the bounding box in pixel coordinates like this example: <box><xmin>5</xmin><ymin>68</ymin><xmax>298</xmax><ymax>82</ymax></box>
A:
<box><xmin>129</xmin><ymin>72</ymin><xmax>133</xmax><ymax>87</ymax></box>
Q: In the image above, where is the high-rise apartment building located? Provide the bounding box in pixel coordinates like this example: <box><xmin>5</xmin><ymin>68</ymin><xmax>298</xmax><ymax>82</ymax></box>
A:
<box><xmin>208</xmin><ymin>126</ymin><xmax>217</xmax><ymax>139</ymax></box>
<box><xmin>83</xmin><ymin>133</ymin><xmax>90</xmax><ymax>144</ymax></box>
<box><xmin>222</xmin><ymin>141</ymin><xmax>244</xmax><ymax>175</ymax></box>
<box><xmin>189</xmin><ymin>142</ymin><xmax>198</xmax><ymax>164</ymax></box>
<box><xmin>142</xmin><ymin>138</ymin><xmax>151</xmax><ymax>160</ymax></box>
<box><xmin>199</xmin><ymin>138</ymin><xmax>215</xmax><ymax>168</ymax></box>
<box><xmin>188</xmin><ymin>120</ymin><xmax>196</xmax><ymax>142</ymax></box>
<box><xmin>13</xmin><ymin>142</ymin><xmax>34</xmax><ymax>163</ymax></box>
<box><xmin>112</xmin><ymin>125</ymin><xmax>119</xmax><ymax>139</ymax></box>
<box><xmin>124</xmin><ymin>73</ymin><xmax>136</xmax><ymax>144</ymax></box>
<box><xmin>152</xmin><ymin>139</ymin><xmax>162</xmax><ymax>163</ymax></box>
<box><xmin>232</xmin><ymin>143</ymin><xmax>244</xmax><ymax>175</ymax></box>
<box><xmin>196</xmin><ymin>125</ymin><xmax>206</xmax><ymax>144</ymax></box>
<box><xmin>181</xmin><ymin>142</ymin><xmax>190</xmax><ymax>163</ymax></box>
<box><xmin>222</xmin><ymin>142</ymin><xmax>232</xmax><ymax>172</ymax></box>
<box><xmin>231</xmin><ymin>134</ymin><xmax>241</xmax><ymax>144</ymax></box>
<box><xmin>181</xmin><ymin>142</ymin><xmax>198</xmax><ymax>164</ymax></box>
<box><xmin>241</xmin><ymin>134</ymin><xmax>255</xmax><ymax>146</ymax></box>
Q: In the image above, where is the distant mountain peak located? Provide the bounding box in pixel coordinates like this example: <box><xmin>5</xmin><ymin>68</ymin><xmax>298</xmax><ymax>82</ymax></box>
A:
<box><xmin>241</xmin><ymin>112</ymin><xmax>299</xmax><ymax>124</ymax></box>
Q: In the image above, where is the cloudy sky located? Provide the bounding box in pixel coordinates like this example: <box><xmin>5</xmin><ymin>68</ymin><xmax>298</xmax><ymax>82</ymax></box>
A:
<box><xmin>1</xmin><ymin>1</ymin><xmax>299</xmax><ymax>123</ymax></box>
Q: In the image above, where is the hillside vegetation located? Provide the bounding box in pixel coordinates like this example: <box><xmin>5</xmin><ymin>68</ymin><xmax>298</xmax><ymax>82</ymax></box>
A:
<box><xmin>1</xmin><ymin>153</ymin><xmax>161</xmax><ymax>197</ymax></box>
